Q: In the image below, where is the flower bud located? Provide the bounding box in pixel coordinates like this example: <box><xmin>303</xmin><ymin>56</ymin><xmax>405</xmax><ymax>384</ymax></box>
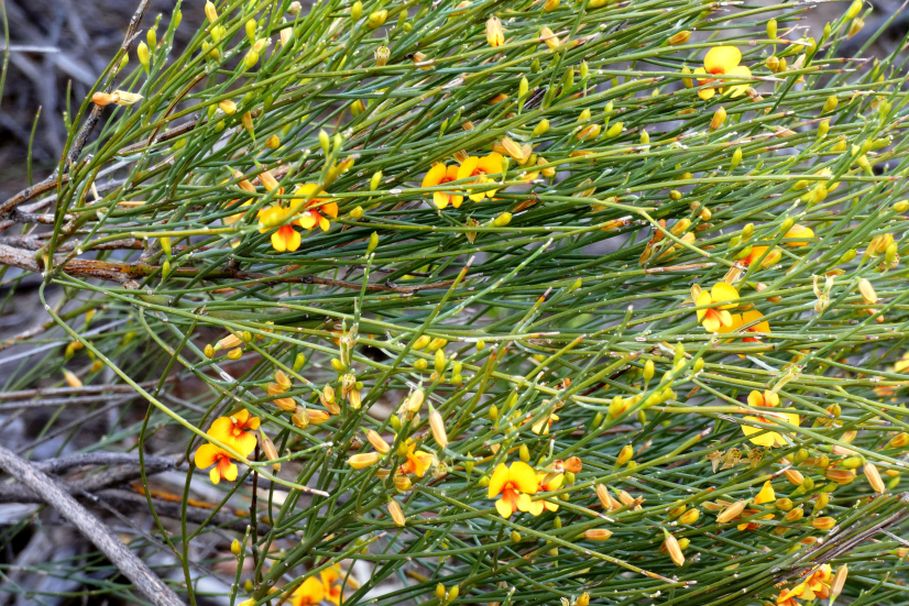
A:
<box><xmin>387</xmin><ymin>499</ymin><xmax>405</xmax><ymax>526</ymax></box>
<box><xmin>486</xmin><ymin>16</ymin><xmax>505</xmax><ymax>47</ymax></box>
<box><xmin>429</xmin><ymin>406</ymin><xmax>449</xmax><ymax>449</ymax></box>
<box><xmin>137</xmin><ymin>41</ymin><xmax>150</xmax><ymax>70</ymax></box>
<box><xmin>204</xmin><ymin>0</ymin><xmax>218</xmax><ymax>23</ymax></box>
<box><xmin>583</xmin><ymin>528</ymin><xmax>613</xmax><ymax>541</ymax></box>
<box><xmin>663</xmin><ymin>530</ymin><xmax>685</xmax><ymax>566</ymax></box>
<box><xmin>716</xmin><ymin>500</ymin><xmax>747</xmax><ymax>523</ymax></box>
<box><xmin>667</xmin><ymin>30</ymin><xmax>690</xmax><ymax>45</ymax></box>
<box><xmin>348</xmin><ymin>452</ymin><xmax>382</xmax><ymax>469</ymax></box>
<box><xmin>863</xmin><ymin>461</ymin><xmax>885</xmax><ymax>493</ymax></box>
<box><xmin>710</xmin><ymin>106</ymin><xmax>727</xmax><ymax>130</ymax></box>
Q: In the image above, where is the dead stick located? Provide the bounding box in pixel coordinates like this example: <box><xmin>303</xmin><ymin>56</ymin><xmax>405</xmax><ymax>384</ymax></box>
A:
<box><xmin>0</xmin><ymin>444</ymin><xmax>183</xmax><ymax>606</ymax></box>
<box><xmin>0</xmin><ymin>242</ymin><xmax>455</xmax><ymax>292</ymax></box>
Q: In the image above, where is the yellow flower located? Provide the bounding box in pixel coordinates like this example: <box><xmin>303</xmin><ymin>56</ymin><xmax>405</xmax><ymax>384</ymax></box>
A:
<box><xmin>457</xmin><ymin>152</ymin><xmax>506</xmax><ymax>202</ymax></box>
<box><xmin>691</xmin><ymin>46</ymin><xmax>752</xmax><ymax>100</ymax></box>
<box><xmin>720</xmin><ymin>309</ymin><xmax>771</xmax><ymax>342</ymax></box>
<box><xmin>537</xmin><ymin>471</ymin><xmax>564</xmax><ymax>513</ymax></box>
<box><xmin>291</xmin><ymin>575</ymin><xmax>325</xmax><ymax>606</ymax></box>
<box><xmin>487</xmin><ymin>461</ymin><xmax>540</xmax><ymax>518</ymax></box>
<box><xmin>207</xmin><ymin>408</ymin><xmax>261</xmax><ymax>457</ymax></box>
<box><xmin>777</xmin><ymin>564</ymin><xmax>833</xmax><ymax>604</ymax></box>
<box><xmin>319</xmin><ymin>565</ymin><xmax>348</xmax><ymax>605</ymax></box>
<box><xmin>741</xmin><ymin>390</ymin><xmax>799</xmax><ymax>448</ymax></box>
<box><xmin>398</xmin><ymin>440</ymin><xmax>435</xmax><ymax>478</ymax></box>
<box><xmin>693</xmin><ymin>282</ymin><xmax>739</xmax><ymax>332</ymax></box>
<box><xmin>893</xmin><ymin>351</ymin><xmax>909</xmax><ymax>373</ymax></box>
<box><xmin>486</xmin><ymin>15</ymin><xmax>505</xmax><ymax>47</ymax></box>
<box><xmin>193</xmin><ymin>443</ymin><xmax>238</xmax><ymax>484</ymax></box>
<box><xmin>784</xmin><ymin>224</ymin><xmax>814</xmax><ymax>247</ymax></box>
<box><xmin>741</xmin><ymin>245</ymin><xmax>781</xmax><ymax>269</ymax></box>
<box><xmin>291</xmin><ymin>183</ymin><xmax>339</xmax><ymax>232</ymax></box>
<box><xmin>421</xmin><ymin>163</ymin><xmax>464</xmax><ymax>209</ymax></box>
<box><xmin>530</xmin><ymin>410</ymin><xmax>559</xmax><ymax>435</ymax></box>
<box><xmin>754</xmin><ymin>480</ymin><xmax>776</xmax><ymax>505</ymax></box>
<box><xmin>258</xmin><ymin>204</ymin><xmax>302</xmax><ymax>252</ymax></box>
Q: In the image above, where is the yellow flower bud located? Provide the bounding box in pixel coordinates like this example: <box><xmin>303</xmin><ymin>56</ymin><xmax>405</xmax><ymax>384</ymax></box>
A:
<box><xmin>204</xmin><ymin>0</ymin><xmax>218</xmax><ymax>23</ymax></box>
<box><xmin>486</xmin><ymin>16</ymin><xmax>505</xmax><ymax>47</ymax></box>
<box><xmin>663</xmin><ymin>530</ymin><xmax>685</xmax><ymax>566</ymax></box>
<box><xmin>667</xmin><ymin>30</ymin><xmax>690</xmax><ymax>45</ymax></box>
<box><xmin>348</xmin><ymin>452</ymin><xmax>382</xmax><ymax>469</ymax></box>
<box><xmin>716</xmin><ymin>500</ymin><xmax>747</xmax><ymax>524</ymax></box>
<box><xmin>137</xmin><ymin>41</ymin><xmax>150</xmax><ymax>70</ymax></box>
<box><xmin>710</xmin><ymin>106</ymin><xmax>727</xmax><ymax>130</ymax></box>
<box><xmin>812</xmin><ymin>516</ymin><xmax>837</xmax><ymax>531</ymax></box>
<box><xmin>767</xmin><ymin>18</ymin><xmax>778</xmax><ymax>39</ymax></box>
<box><xmin>387</xmin><ymin>499</ymin><xmax>406</xmax><ymax>526</ymax></box>
<box><xmin>583</xmin><ymin>528</ymin><xmax>613</xmax><ymax>541</ymax></box>
<box><xmin>429</xmin><ymin>406</ymin><xmax>449</xmax><ymax>448</ymax></box>
<box><xmin>533</xmin><ymin>119</ymin><xmax>550</xmax><ymax>136</ymax></box>
<box><xmin>375</xmin><ymin>45</ymin><xmax>390</xmax><ymax>66</ymax></box>
<box><xmin>218</xmin><ymin>99</ymin><xmax>237</xmax><ymax>115</ymax></box>
<box><xmin>863</xmin><ymin>461</ymin><xmax>885</xmax><ymax>493</ymax></box>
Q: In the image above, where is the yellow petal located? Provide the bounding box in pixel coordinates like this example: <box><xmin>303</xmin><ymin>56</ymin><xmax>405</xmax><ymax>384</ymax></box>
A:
<box><xmin>488</xmin><ymin>463</ymin><xmax>509</xmax><ymax>498</ymax></box>
<box><xmin>741</xmin><ymin>418</ymin><xmax>779</xmax><ymax>447</ymax></box>
<box><xmin>321</xmin><ymin>201</ymin><xmax>339</xmax><ymax>219</ymax></box>
<box><xmin>509</xmin><ymin>461</ymin><xmax>539</xmax><ymax>494</ymax></box>
<box><xmin>725</xmin><ymin>64</ymin><xmax>752</xmax><ymax>97</ymax></box>
<box><xmin>747</xmin><ymin>390</ymin><xmax>764</xmax><ymax>408</ymax></box>
<box><xmin>209</xmin><ymin>466</ymin><xmax>222</xmax><ymax>484</ymax></box>
<box><xmin>695</xmin><ymin>290</ymin><xmax>712</xmax><ymax>322</ymax></box>
<box><xmin>495</xmin><ymin>497</ymin><xmax>513</xmax><ymax>518</ymax></box>
<box><xmin>422</xmin><ymin>163</ymin><xmax>447</xmax><ymax>187</ymax></box>
<box><xmin>297</xmin><ymin>213</ymin><xmax>318</xmax><ymax>230</ymax></box>
<box><xmin>754</xmin><ymin>480</ymin><xmax>776</xmax><ymax>504</ymax></box>
<box><xmin>710</xmin><ymin>282</ymin><xmax>739</xmax><ymax>308</ymax></box>
<box><xmin>286</xmin><ymin>228</ymin><xmax>302</xmax><ymax>251</ymax></box>
<box><xmin>704</xmin><ymin>45</ymin><xmax>742</xmax><ymax>73</ymax></box>
<box><xmin>194</xmin><ymin>443</ymin><xmax>221</xmax><ymax>469</ymax></box>
<box><xmin>717</xmin><ymin>309</ymin><xmax>734</xmax><ymax>328</ymax></box>
<box><xmin>271</xmin><ymin>230</ymin><xmax>287</xmax><ymax>252</ymax></box>
<box><xmin>222</xmin><ymin>460</ymin><xmax>238</xmax><ymax>482</ymax></box>
<box><xmin>698</xmin><ymin>86</ymin><xmax>717</xmax><ymax>101</ymax></box>
<box><xmin>433</xmin><ymin>191</ymin><xmax>450</xmax><ymax>210</ymax></box>
<box><xmin>479</xmin><ymin>151</ymin><xmax>506</xmax><ymax>175</ymax></box>
<box><xmin>456</xmin><ymin>156</ymin><xmax>479</xmax><ymax>181</ymax></box>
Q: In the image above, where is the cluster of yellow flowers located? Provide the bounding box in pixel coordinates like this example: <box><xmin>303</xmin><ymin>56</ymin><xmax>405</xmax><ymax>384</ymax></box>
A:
<box><xmin>775</xmin><ymin>563</ymin><xmax>846</xmax><ymax>606</ymax></box>
<box><xmin>421</xmin><ymin>141</ymin><xmax>553</xmax><ymax>210</ymax></box>
<box><xmin>487</xmin><ymin>461</ymin><xmax>564</xmax><ymax>518</ymax></box>
<box><xmin>193</xmin><ymin>409</ymin><xmax>260</xmax><ymax>484</ymax></box>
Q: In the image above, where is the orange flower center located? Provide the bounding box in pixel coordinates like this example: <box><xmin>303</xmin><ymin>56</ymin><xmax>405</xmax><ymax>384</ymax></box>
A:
<box><xmin>216</xmin><ymin>454</ymin><xmax>232</xmax><ymax>475</ymax></box>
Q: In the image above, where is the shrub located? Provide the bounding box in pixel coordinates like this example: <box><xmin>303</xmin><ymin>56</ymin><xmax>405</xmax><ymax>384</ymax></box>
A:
<box><xmin>1</xmin><ymin>0</ymin><xmax>908</xmax><ymax>604</ymax></box>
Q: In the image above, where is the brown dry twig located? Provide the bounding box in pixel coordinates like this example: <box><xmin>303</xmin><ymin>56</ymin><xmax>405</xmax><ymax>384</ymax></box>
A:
<box><xmin>0</xmin><ymin>444</ymin><xmax>183</xmax><ymax>606</ymax></box>
<box><xmin>0</xmin><ymin>241</ymin><xmax>456</xmax><ymax>292</ymax></box>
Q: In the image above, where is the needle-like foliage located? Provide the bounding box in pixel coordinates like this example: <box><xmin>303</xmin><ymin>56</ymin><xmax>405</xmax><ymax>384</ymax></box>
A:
<box><xmin>1</xmin><ymin>0</ymin><xmax>908</xmax><ymax>605</ymax></box>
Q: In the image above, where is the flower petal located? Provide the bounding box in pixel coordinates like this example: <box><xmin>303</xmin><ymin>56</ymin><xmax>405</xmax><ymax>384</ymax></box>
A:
<box><xmin>710</xmin><ymin>282</ymin><xmax>739</xmax><ymax>307</ymax></box>
<box><xmin>704</xmin><ymin>45</ymin><xmax>741</xmax><ymax>73</ymax></box>
<box><xmin>725</xmin><ymin>64</ymin><xmax>752</xmax><ymax>97</ymax></box>
<box><xmin>509</xmin><ymin>461</ymin><xmax>539</xmax><ymax>494</ymax></box>
<box><xmin>194</xmin><ymin>443</ymin><xmax>221</xmax><ymax>469</ymax></box>
<box><xmin>488</xmin><ymin>463</ymin><xmax>509</xmax><ymax>498</ymax></box>
<box><xmin>422</xmin><ymin>163</ymin><xmax>447</xmax><ymax>187</ymax></box>
<box><xmin>495</xmin><ymin>497</ymin><xmax>513</xmax><ymax>518</ymax></box>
